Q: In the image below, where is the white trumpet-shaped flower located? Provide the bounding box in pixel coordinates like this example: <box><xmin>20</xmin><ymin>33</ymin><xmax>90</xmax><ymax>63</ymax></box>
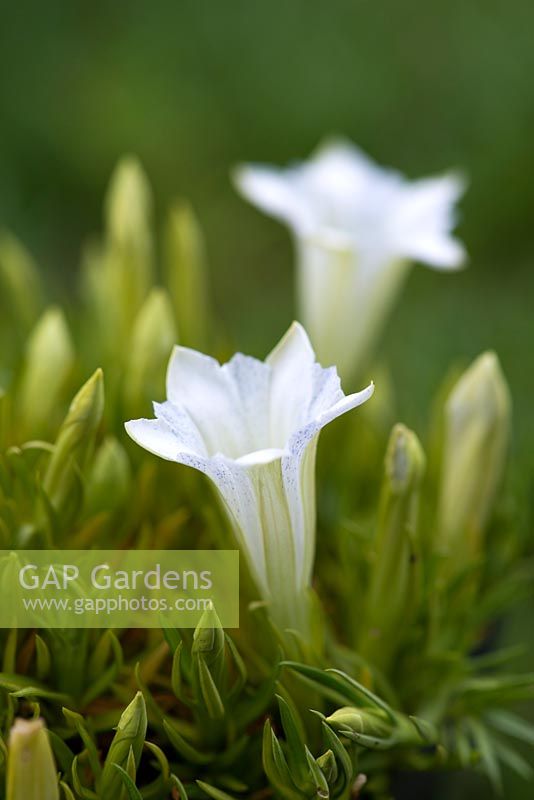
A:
<box><xmin>234</xmin><ymin>138</ymin><xmax>466</xmax><ymax>381</ymax></box>
<box><xmin>125</xmin><ymin>322</ymin><xmax>373</xmax><ymax>635</ymax></box>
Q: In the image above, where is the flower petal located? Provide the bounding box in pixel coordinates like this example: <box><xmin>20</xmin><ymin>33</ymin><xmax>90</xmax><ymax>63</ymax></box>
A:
<box><xmin>232</xmin><ymin>164</ymin><xmax>310</xmax><ymax>230</ymax></box>
<box><xmin>304</xmin><ymin>138</ymin><xmax>389</xmax><ymax>201</ymax></box>
<box><xmin>125</xmin><ymin>417</ymin><xmax>206</xmax><ymax>465</ymax></box>
<box><xmin>153</xmin><ymin>401</ymin><xmax>208</xmax><ymax>457</ymax></box>
<box><xmin>317</xmin><ymin>382</ymin><xmax>375</xmax><ymax>427</ymax></box>
<box><xmin>205</xmin><ymin>454</ymin><xmax>269</xmax><ymax>596</ymax></box>
<box><xmin>266</xmin><ymin>322</ymin><xmax>316</xmax><ymax>446</ymax></box>
<box><xmin>166</xmin><ymin>345</ymin><xmax>248</xmax><ymax>457</ymax></box>
<box><xmin>393</xmin><ymin>174</ymin><xmax>467</xmax><ymax>269</ymax></box>
<box><xmin>235</xmin><ymin>448</ymin><xmax>287</xmax><ymax>466</ymax></box>
<box><xmin>223</xmin><ymin>353</ymin><xmax>271</xmax><ymax>452</ymax></box>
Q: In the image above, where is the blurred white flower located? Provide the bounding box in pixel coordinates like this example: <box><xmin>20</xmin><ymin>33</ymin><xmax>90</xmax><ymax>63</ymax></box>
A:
<box><xmin>234</xmin><ymin>138</ymin><xmax>466</xmax><ymax>381</ymax></box>
<box><xmin>125</xmin><ymin>322</ymin><xmax>373</xmax><ymax>634</ymax></box>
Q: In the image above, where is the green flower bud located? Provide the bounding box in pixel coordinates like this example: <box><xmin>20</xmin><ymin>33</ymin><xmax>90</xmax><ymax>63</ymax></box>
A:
<box><xmin>7</xmin><ymin>718</ymin><xmax>59</xmax><ymax>800</ymax></box>
<box><xmin>326</xmin><ymin>705</ymin><xmax>424</xmax><ymax>749</ymax></box>
<box><xmin>0</xmin><ymin>230</ymin><xmax>42</xmax><ymax>331</ymax></box>
<box><xmin>315</xmin><ymin>749</ymin><xmax>337</xmax><ymax>785</ymax></box>
<box><xmin>437</xmin><ymin>352</ymin><xmax>511</xmax><ymax>566</ymax></box>
<box><xmin>100</xmin><ymin>692</ymin><xmax>147</xmax><ymax>799</ymax></box>
<box><xmin>85</xmin><ymin>436</ymin><xmax>131</xmax><ymax>515</ymax></box>
<box><xmin>17</xmin><ymin>307</ymin><xmax>74</xmax><ymax>438</ymax></box>
<box><xmin>361</xmin><ymin>424</ymin><xmax>425</xmax><ymax>668</ymax></box>
<box><xmin>43</xmin><ymin>369</ymin><xmax>104</xmax><ymax>511</ymax></box>
<box><xmin>106</xmin><ymin>157</ymin><xmax>152</xmax><ymax>256</ymax></box>
<box><xmin>123</xmin><ymin>288</ymin><xmax>176</xmax><ymax>417</ymax></box>
<box><xmin>192</xmin><ymin>606</ymin><xmax>226</xmax><ymax>695</ymax></box>
<box><xmin>192</xmin><ymin>606</ymin><xmax>225</xmax><ymax>661</ymax></box>
<box><xmin>105</xmin><ymin>156</ymin><xmax>153</xmax><ymax>318</ymax></box>
<box><xmin>326</xmin><ymin>706</ymin><xmax>392</xmax><ymax>741</ymax></box>
<box><xmin>164</xmin><ymin>201</ymin><xmax>211</xmax><ymax>349</ymax></box>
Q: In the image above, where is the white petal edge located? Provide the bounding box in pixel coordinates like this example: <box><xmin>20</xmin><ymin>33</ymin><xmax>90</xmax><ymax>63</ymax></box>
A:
<box><xmin>235</xmin><ymin>447</ymin><xmax>289</xmax><ymax>466</ymax></box>
<box><xmin>232</xmin><ymin>164</ymin><xmax>305</xmax><ymax>229</ymax></box>
<box><xmin>317</xmin><ymin>381</ymin><xmax>375</xmax><ymax>427</ymax></box>
<box><xmin>266</xmin><ymin>320</ymin><xmax>315</xmax><ymax>367</ymax></box>
<box><xmin>266</xmin><ymin>321</ymin><xmax>316</xmax><ymax>446</ymax></box>
<box><xmin>125</xmin><ymin>418</ymin><xmax>207</xmax><ymax>464</ymax></box>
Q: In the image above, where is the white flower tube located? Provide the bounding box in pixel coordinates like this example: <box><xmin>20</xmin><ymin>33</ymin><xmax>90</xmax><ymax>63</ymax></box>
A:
<box><xmin>234</xmin><ymin>139</ymin><xmax>466</xmax><ymax>381</ymax></box>
<box><xmin>125</xmin><ymin>322</ymin><xmax>373</xmax><ymax>635</ymax></box>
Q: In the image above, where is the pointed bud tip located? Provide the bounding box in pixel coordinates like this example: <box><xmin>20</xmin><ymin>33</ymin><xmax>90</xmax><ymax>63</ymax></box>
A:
<box><xmin>386</xmin><ymin>423</ymin><xmax>425</xmax><ymax>493</ymax></box>
<box><xmin>69</xmin><ymin>368</ymin><xmax>105</xmax><ymax>416</ymax></box>
<box><xmin>448</xmin><ymin>350</ymin><xmax>510</xmax><ymax>423</ymax></box>
<box><xmin>117</xmin><ymin>690</ymin><xmax>147</xmax><ymax>733</ymax></box>
<box><xmin>9</xmin><ymin>716</ymin><xmax>45</xmax><ymax>743</ymax></box>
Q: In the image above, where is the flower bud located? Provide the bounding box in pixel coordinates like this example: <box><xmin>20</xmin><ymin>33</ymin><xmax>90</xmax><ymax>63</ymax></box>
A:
<box><xmin>100</xmin><ymin>691</ymin><xmax>147</xmax><ymax>799</ymax></box>
<box><xmin>164</xmin><ymin>201</ymin><xmax>211</xmax><ymax>349</ymax></box>
<box><xmin>192</xmin><ymin>606</ymin><xmax>225</xmax><ymax>663</ymax></box>
<box><xmin>326</xmin><ymin>705</ymin><xmax>426</xmax><ymax>749</ymax></box>
<box><xmin>105</xmin><ymin>156</ymin><xmax>153</xmax><ymax>264</ymax></box>
<box><xmin>437</xmin><ymin>352</ymin><xmax>511</xmax><ymax>567</ymax></box>
<box><xmin>315</xmin><ymin>749</ymin><xmax>337</xmax><ymax>785</ymax></box>
<box><xmin>44</xmin><ymin>369</ymin><xmax>104</xmax><ymax>512</ymax></box>
<box><xmin>17</xmin><ymin>307</ymin><xmax>74</xmax><ymax>438</ymax></box>
<box><xmin>326</xmin><ymin>706</ymin><xmax>392</xmax><ymax>742</ymax></box>
<box><xmin>0</xmin><ymin>230</ymin><xmax>42</xmax><ymax>331</ymax></box>
<box><xmin>103</xmin><ymin>157</ymin><xmax>154</xmax><ymax>336</ymax></box>
<box><xmin>361</xmin><ymin>424</ymin><xmax>425</xmax><ymax>668</ymax></box>
<box><xmin>7</xmin><ymin>718</ymin><xmax>59</xmax><ymax>800</ymax></box>
<box><xmin>123</xmin><ymin>288</ymin><xmax>176</xmax><ymax>417</ymax></box>
<box><xmin>85</xmin><ymin>436</ymin><xmax>131</xmax><ymax>515</ymax></box>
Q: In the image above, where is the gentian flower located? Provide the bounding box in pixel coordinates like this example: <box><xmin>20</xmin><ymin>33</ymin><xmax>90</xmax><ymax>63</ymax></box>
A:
<box><xmin>234</xmin><ymin>138</ymin><xmax>466</xmax><ymax>381</ymax></box>
<box><xmin>125</xmin><ymin>322</ymin><xmax>373</xmax><ymax>635</ymax></box>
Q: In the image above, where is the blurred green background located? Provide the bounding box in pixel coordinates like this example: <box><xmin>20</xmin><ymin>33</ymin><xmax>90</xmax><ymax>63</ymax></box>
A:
<box><xmin>0</xmin><ymin>2</ymin><xmax>533</xmax><ymax>794</ymax></box>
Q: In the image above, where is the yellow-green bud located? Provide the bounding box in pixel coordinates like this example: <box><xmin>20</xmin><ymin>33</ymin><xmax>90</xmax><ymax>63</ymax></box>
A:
<box><xmin>192</xmin><ymin>605</ymin><xmax>225</xmax><ymax>664</ymax></box>
<box><xmin>0</xmin><ymin>230</ymin><xmax>42</xmax><ymax>330</ymax></box>
<box><xmin>361</xmin><ymin>424</ymin><xmax>425</xmax><ymax>668</ymax></box>
<box><xmin>17</xmin><ymin>307</ymin><xmax>74</xmax><ymax>438</ymax></box>
<box><xmin>326</xmin><ymin>705</ymin><xmax>425</xmax><ymax>749</ymax></box>
<box><xmin>43</xmin><ymin>369</ymin><xmax>104</xmax><ymax>510</ymax></box>
<box><xmin>100</xmin><ymin>691</ymin><xmax>147</xmax><ymax>799</ymax></box>
<box><xmin>105</xmin><ymin>156</ymin><xmax>153</xmax><ymax>319</ymax></box>
<box><xmin>164</xmin><ymin>201</ymin><xmax>211</xmax><ymax>349</ymax></box>
<box><xmin>326</xmin><ymin>706</ymin><xmax>392</xmax><ymax>740</ymax></box>
<box><xmin>437</xmin><ymin>352</ymin><xmax>511</xmax><ymax>564</ymax></box>
<box><xmin>315</xmin><ymin>749</ymin><xmax>337</xmax><ymax>784</ymax></box>
<box><xmin>7</xmin><ymin>718</ymin><xmax>59</xmax><ymax>800</ymax></box>
<box><xmin>106</xmin><ymin>156</ymin><xmax>152</xmax><ymax>255</ymax></box>
<box><xmin>85</xmin><ymin>436</ymin><xmax>131</xmax><ymax>515</ymax></box>
<box><xmin>123</xmin><ymin>288</ymin><xmax>176</xmax><ymax>417</ymax></box>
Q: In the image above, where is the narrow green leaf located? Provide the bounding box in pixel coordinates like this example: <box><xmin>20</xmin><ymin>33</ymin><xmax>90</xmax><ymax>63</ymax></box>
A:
<box><xmin>262</xmin><ymin>720</ymin><xmax>303</xmax><ymax>800</ymax></box>
<box><xmin>305</xmin><ymin>746</ymin><xmax>330</xmax><ymax>798</ymax></box>
<box><xmin>114</xmin><ymin>763</ymin><xmax>143</xmax><ymax>800</ymax></box>
<box><xmin>197</xmin><ymin>655</ymin><xmax>225</xmax><ymax>719</ymax></box>
<box><xmin>196</xmin><ymin>780</ymin><xmax>239</xmax><ymax>800</ymax></box>
<box><xmin>163</xmin><ymin>719</ymin><xmax>213</xmax><ymax>765</ymax></box>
